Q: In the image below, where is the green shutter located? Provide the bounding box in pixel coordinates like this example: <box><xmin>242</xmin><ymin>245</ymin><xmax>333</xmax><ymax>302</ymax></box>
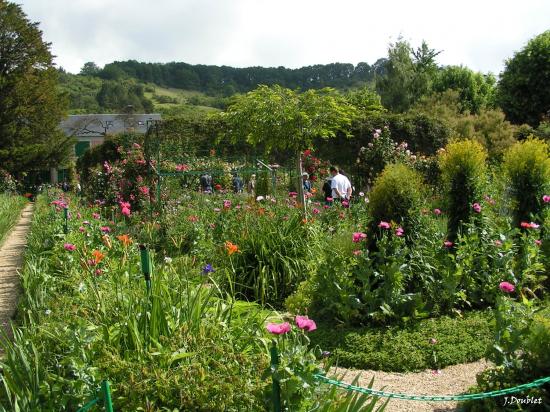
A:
<box><xmin>75</xmin><ymin>141</ymin><xmax>91</xmax><ymax>157</ymax></box>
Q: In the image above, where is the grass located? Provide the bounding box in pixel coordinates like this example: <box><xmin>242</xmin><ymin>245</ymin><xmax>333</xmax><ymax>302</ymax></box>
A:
<box><xmin>310</xmin><ymin>310</ymin><xmax>494</xmax><ymax>372</ymax></box>
<box><xmin>0</xmin><ymin>194</ymin><xmax>26</xmax><ymax>246</ymax></box>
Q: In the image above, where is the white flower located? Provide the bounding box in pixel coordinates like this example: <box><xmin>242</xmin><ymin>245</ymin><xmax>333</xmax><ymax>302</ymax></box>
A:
<box><xmin>364</xmin><ymin>197</ymin><xmax>370</xmax><ymax>203</ymax></box>
<box><xmin>256</xmin><ymin>195</ymin><xmax>265</xmax><ymax>201</ymax></box>
<box><xmin>45</xmin><ymin>309</ymin><xmax>52</xmax><ymax>315</ymax></box>
<box><xmin>164</xmin><ymin>256</ymin><xmax>173</xmax><ymax>264</ymax></box>
<box><xmin>359</xmin><ymin>192</ymin><xmax>365</xmax><ymax>197</ymax></box>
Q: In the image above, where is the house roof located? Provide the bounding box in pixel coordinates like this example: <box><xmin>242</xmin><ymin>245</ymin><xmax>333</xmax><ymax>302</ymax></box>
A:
<box><xmin>60</xmin><ymin>114</ymin><xmax>162</xmax><ymax>138</ymax></box>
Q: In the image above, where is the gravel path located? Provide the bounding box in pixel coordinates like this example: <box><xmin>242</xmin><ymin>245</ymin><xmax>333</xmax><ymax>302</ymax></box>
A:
<box><xmin>332</xmin><ymin>359</ymin><xmax>491</xmax><ymax>412</ymax></box>
<box><xmin>0</xmin><ymin>203</ymin><xmax>33</xmax><ymax>339</ymax></box>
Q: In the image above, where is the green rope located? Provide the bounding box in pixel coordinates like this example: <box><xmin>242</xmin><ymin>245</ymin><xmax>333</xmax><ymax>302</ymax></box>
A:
<box><xmin>314</xmin><ymin>374</ymin><xmax>550</xmax><ymax>401</ymax></box>
<box><xmin>76</xmin><ymin>397</ymin><xmax>99</xmax><ymax>412</ymax></box>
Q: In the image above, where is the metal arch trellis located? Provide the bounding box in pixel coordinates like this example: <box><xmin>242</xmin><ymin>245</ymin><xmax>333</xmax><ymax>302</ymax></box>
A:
<box><xmin>143</xmin><ymin>119</ymin><xmax>279</xmax><ymax>208</ymax></box>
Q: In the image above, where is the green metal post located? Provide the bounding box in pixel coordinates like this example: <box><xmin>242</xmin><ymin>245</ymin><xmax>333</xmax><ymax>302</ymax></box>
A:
<box><xmin>63</xmin><ymin>207</ymin><xmax>69</xmax><ymax>234</ymax></box>
<box><xmin>139</xmin><ymin>245</ymin><xmax>152</xmax><ymax>293</ymax></box>
<box><xmin>270</xmin><ymin>340</ymin><xmax>282</xmax><ymax>412</ymax></box>
<box><xmin>101</xmin><ymin>380</ymin><xmax>114</xmax><ymax>412</ymax></box>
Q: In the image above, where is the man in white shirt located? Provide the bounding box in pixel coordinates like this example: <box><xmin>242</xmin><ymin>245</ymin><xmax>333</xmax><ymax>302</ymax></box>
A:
<box><xmin>329</xmin><ymin>166</ymin><xmax>352</xmax><ymax>200</ymax></box>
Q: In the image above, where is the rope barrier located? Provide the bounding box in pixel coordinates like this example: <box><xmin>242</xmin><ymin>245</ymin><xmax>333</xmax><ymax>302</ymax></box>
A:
<box><xmin>313</xmin><ymin>373</ymin><xmax>550</xmax><ymax>401</ymax></box>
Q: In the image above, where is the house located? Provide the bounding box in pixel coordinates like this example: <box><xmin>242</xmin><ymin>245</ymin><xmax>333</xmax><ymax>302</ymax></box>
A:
<box><xmin>52</xmin><ymin>113</ymin><xmax>161</xmax><ymax>182</ymax></box>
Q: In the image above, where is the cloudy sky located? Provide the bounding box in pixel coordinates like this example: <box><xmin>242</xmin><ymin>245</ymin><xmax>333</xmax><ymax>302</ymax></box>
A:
<box><xmin>18</xmin><ymin>0</ymin><xmax>550</xmax><ymax>75</ymax></box>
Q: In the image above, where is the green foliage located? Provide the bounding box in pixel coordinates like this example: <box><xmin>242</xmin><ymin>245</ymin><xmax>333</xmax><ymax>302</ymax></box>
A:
<box><xmin>433</xmin><ymin>65</ymin><xmax>496</xmax><ymax>114</ymax></box>
<box><xmin>96</xmin><ymin>79</ymin><xmax>154</xmax><ymax>113</ymax></box>
<box><xmin>497</xmin><ymin>30</ymin><xmax>550</xmax><ymax>127</ymax></box>
<box><xmin>310</xmin><ymin>311</ymin><xmax>493</xmax><ymax>372</ymax></box>
<box><xmin>502</xmin><ymin>138</ymin><xmax>550</xmax><ymax>227</ymax></box>
<box><xmin>463</xmin><ymin>300</ymin><xmax>550</xmax><ymax>411</ymax></box>
<box><xmin>0</xmin><ymin>1</ymin><xmax>72</xmax><ymax>174</ymax></box>
<box><xmin>376</xmin><ymin>39</ymin><xmax>440</xmax><ymax>112</ymax></box>
<box><xmin>368</xmin><ymin>163</ymin><xmax>425</xmax><ymax>238</ymax></box>
<box><xmin>439</xmin><ymin>140</ymin><xmax>487</xmax><ymax>241</ymax></box>
<box><xmin>222</xmin><ymin>85</ymin><xmax>357</xmax><ymax>154</ymax></box>
<box><xmin>0</xmin><ymin>194</ymin><xmax>26</xmax><ymax>244</ymax></box>
<box><xmin>345</xmin><ymin>86</ymin><xmax>385</xmax><ymax>116</ymax></box>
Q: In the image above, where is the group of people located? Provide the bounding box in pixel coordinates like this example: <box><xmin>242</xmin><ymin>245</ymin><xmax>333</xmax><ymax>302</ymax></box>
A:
<box><xmin>303</xmin><ymin>166</ymin><xmax>353</xmax><ymax>204</ymax></box>
<box><xmin>199</xmin><ymin>172</ymin><xmax>256</xmax><ymax>194</ymax></box>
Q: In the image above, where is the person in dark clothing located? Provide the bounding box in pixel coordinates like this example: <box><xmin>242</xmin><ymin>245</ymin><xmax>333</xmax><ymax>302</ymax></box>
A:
<box><xmin>232</xmin><ymin>174</ymin><xmax>244</xmax><ymax>193</ymax></box>
<box><xmin>200</xmin><ymin>174</ymin><xmax>213</xmax><ymax>193</ymax></box>
<box><xmin>322</xmin><ymin>177</ymin><xmax>333</xmax><ymax>205</ymax></box>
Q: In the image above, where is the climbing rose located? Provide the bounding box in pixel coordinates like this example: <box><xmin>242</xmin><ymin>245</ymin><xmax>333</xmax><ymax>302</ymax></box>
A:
<box><xmin>543</xmin><ymin>195</ymin><xmax>550</xmax><ymax>203</ymax></box>
<box><xmin>352</xmin><ymin>232</ymin><xmax>367</xmax><ymax>243</ymax></box>
<box><xmin>472</xmin><ymin>203</ymin><xmax>482</xmax><ymax>213</ymax></box>
<box><xmin>266</xmin><ymin>322</ymin><xmax>291</xmax><ymax>335</ymax></box>
<box><xmin>295</xmin><ymin>315</ymin><xmax>317</xmax><ymax>332</ymax></box>
<box><xmin>499</xmin><ymin>282</ymin><xmax>515</xmax><ymax>293</ymax></box>
<box><xmin>378</xmin><ymin>221</ymin><xmax>390</xmax><ymax>229</ymax></box>
<box><xmin>64</xmin><ymin>243</ymin><xmax>76</xmax><ymax>251</ymax></box>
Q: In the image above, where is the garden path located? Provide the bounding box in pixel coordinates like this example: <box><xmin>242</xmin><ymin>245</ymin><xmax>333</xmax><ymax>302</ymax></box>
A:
<box><xmin>0</xmin><ymin>203</ymin><xmax>33</xmax><ymax>340</ymax></box>
<box><xmin>333</xmin><ymin>359</ymin><xmax>491</xmax><ymax>412</ymax></box>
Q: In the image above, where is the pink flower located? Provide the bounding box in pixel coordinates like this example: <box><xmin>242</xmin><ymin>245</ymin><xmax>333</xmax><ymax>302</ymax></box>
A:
<box><xmin>326</xmin><ymin>197</ymin><xmax>333</xmax><ymax>202</ymax></box>
<box><xmin>63</xmin><ymin>243</ymin><xmax>76</xmax><ymax>251</ymax></box>
<box><xmin>323</xmin><ymin>205</ymin><xmax>329</xmax><ymax>209</ymax></box>
<box><xmin>77</xmin><ymin>212</ymin><xmax>82</xmax><ymax>219</ymax></box>
<box><xmin>352</xmin><ymin>232</ymin><xmax>367</xmax><ymax>243</ymax></box>
<box><xmin>499</xmin><ymin>281</ymin><xmax>515</xmax><ymax>293</ymax></box>
<box><xmin>433</xmin><ymin>208</ymin><xmax>442</xmax><ymax>216</ymax></box>
<box><xmin>295</xmin><ymin>315</ymin><xmax>317</xmax><ymax>332</ymax></box>
<box><xmin>312</xmin><ymin>208</ymin><xmax>320</xmax><ymax>215</ymax></box>
<box><xmin>430</xmin><ymin>338</ymin><xmax>437</xmax><ymax>345</ymax></box>
<box><xmin>95</xmin><ymin>269</ymin><xmax>102</xmax><ymax>276</ymax></box>
<box><xmin>223</xmin><ymin>200</ymin><xmax>231</xmax><ymax>209</ymax></box>
<box><xmin>79</xmin><ymin>227</ymin><xmax>85</xmax><ymax>232</ymax></box>
<box><xmin>92</xmin><ymin>213</ymin><xmax>100</xmax><ymax>219</ymax></box>
<box><xmin>535</xmin><ymin>239</ymin><xmax>542</xmax><ymax>246</ymax></box>
<box><xmin>378</xmin><ymin>221</ymin><xmax>390</xmax><ymax>230</ymax></box>
<box><xmin>444</xmin><ymin>240</ymin><xmax>454</xmax><ymax>248</ymax></box>
<box><xmin>494</xmin><ymin>240</ymin><xmax>502</xmax><ymax>247</ymax></box>
<box><xmin>266</xmin><ymin>322</ymin><xmax>291</xmax><ymax>335</ymax></box>
<box><xmin>395</xmin><ymin>227</ymin><xmax>404</xmax><ymax>237</ymax></box>
<box><xmin>543</xmin><ymin>195</ymin><xmax>550</xmax><ymax>203</ymax></box>
<box><xmin>289</xmin><ymin>192</ymin><xmax>298</xmax><ymax>198</ymax></box>
<box><xmin>121</xmin><ymin>207</ymin><xmax>131</xmax><ymax>217</ymax></box>
<box><xmin>119</xmin><ymin>201</ymin><xmax>131</xmax><ymax>209</ymax></box>
<box><xmin>353</xmin><ymin>249</ymin><xmax>362</xmax><ymax>256</ymax></box>
<box><xmin>521</xmin><ymin>222</ymin><xmax>540</xmax><ymax>229</ymax></box>
<box><xmin>472</xmin><ymin>203</ymin><xmax>482</xmax><ymax>213</ymax></box>
<box><xmin>139</xmin><ymin>186</ymin><xmax>150</xmax><ymax>195</ymax></box>
<box><xmin>175</xmin><ymin>164</ymin><xmax>189</xmax><ymax>172</ymax></box>
<box><xmin>100</xmin><ymin>226</ymin><xmax>111</xmax><ymax>233</ymax></box>
<box><xmin>342</xmin><ymin>200</ymin><xmax>349</xmax><ymax>208</ymax></box>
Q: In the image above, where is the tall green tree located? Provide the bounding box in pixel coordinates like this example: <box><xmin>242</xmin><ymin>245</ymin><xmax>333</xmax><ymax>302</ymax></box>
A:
<box><xmin>221</xmin><ymin>85</ymin><xmax>357</xmax><ymax>205</ymax></box>
<box><xmin>434</xmin><ymin>65</ymin><xmax>496</xmax><ymax>114</ymax></box>
<box><xmin>497</xmin><ymin>30</ymin><xmax>550</xmax><ymax>127</ymax></box>
<box><xmin>0</xmin><ymin>1</ymin><xmax>71</xmax><ymax>174</ymax></box>
<box><xmin>376</xmin><ymin>39</ymin><xmax>440</xmax><ymax>112</ymax></box>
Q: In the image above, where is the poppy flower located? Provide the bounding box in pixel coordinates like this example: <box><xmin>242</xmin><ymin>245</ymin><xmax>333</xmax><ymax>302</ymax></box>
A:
<box><xmin>499</xmin><ymin>281</ymin><xmax>515</xmax><ymax>293</ymax></box>
<box><xmin>266</xmin><ymin>322</ymin><xmax>291</xmax><ymax>335</ymax></box>
<box><xmin>295</xmin><ymin>316</ymin><xmax>317</xmax><ymax>332</ymax></box>
<box><xmin>378</xmin><ymin>221</ymin><xmax>390</xmax><ymax>229</ymax></box>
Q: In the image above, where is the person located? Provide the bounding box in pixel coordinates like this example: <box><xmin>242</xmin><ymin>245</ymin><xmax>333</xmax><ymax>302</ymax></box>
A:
<box><xmin>61</xmin><ymin>181</ymin><xmax>70</xmax><ymax>192</ymax></box>
<box><xmin>302</xmin><ymin>172</ymin><xmax>312</xmax><ymax>193</ymax></box>
<box><xmin>322</xmin><ymin>177</ymin><xmax>333</xmax><ymax>205</ymax></box>
<box><xmin>232</xmin><ymin>173</ymin><xmax>244</xmax><ymax>193</ymax></box>
<box><xmin>200</xmin><ymin>173</ymin><xmax>213</xmax><ymax>193</ymax></box>
<box><xmin>339</xmin><ymin>169</ymin><xmax>353</xmax><ymax>201</ymax></box>
<box><xmin>247</xmin><ymin>174</ymin><xmax>256</xmax><ymax>194</ymax></box>
<box><xmin>329</xmin><ymin>166</ymin><xmax>352</xmax><ymax>201</ymax></box>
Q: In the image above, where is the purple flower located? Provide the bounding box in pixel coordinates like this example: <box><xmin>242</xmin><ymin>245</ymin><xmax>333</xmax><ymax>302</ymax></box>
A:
<box><xmin>202</xmin><ymin>264</ymin><xmax>215</xmax><ymax>275</ymax></box>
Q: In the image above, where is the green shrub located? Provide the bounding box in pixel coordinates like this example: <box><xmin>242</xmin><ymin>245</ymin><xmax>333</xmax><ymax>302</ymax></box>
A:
<box><xmin>368</xmin><ymin>163</ymin><xmax>425</xmax><ymax>239</ymax></box>
<box><xmin>439</xmin><ymin>139</ymin><xmax>487</xmax><ymax>242</ymax></box>
<box><xmin>310</xmin><ymin>310</ymin><xmax>493</xmax><ymax>372</ymax></box>
<box><xmin>503</xmin><ymin>138</ymin><xmax>550</xmax><ymax>228</ymax></box>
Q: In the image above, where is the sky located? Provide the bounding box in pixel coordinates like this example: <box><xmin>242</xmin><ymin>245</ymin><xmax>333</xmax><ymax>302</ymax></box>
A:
<box><xmin>18</xmin><ymin>0</ymin><xmax>550</xmax><ymax>75</ymax></box>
